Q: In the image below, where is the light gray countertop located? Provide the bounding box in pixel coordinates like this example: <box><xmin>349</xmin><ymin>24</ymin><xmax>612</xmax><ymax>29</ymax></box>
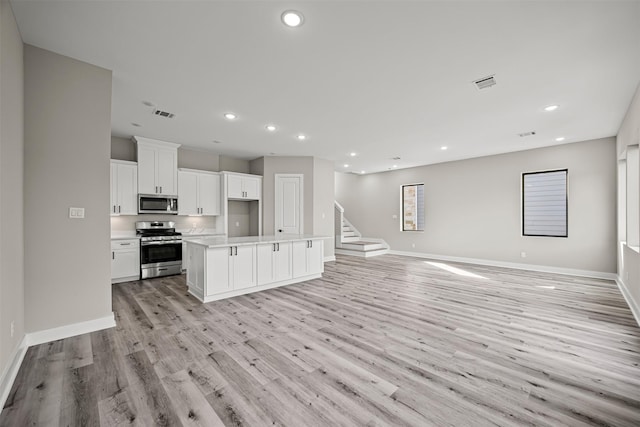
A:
<box><xmin>110</xmin><ymin>233</ymin><xmax>138</xmax><ymax>241</ymax></box>
<box><xmin>185</xmin><ymin>234</ymin><xmax>325</xmax><ymax>248</ymax></box>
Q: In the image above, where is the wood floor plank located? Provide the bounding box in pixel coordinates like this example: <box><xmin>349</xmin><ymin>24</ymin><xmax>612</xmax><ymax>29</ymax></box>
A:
<box><xmin>160</xmin><ymin>369</ymin><xmax>225</xmax><ymax>426</ymax></box>
<box><xmin>2</xmin><ymin>254</ymin><xmax>640</xmax><ymax>426</ymax></box>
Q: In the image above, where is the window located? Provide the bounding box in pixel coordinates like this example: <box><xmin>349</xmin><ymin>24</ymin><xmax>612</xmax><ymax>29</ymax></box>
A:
<box><xmin>522</xmin><ymin>169</ymin><xmax>567</xmax><ymax>237</ymax></box>
<box><xmin>402</xmin><ymin>184</ymin><xmax>424</xmax><ymax>231</ymax></box>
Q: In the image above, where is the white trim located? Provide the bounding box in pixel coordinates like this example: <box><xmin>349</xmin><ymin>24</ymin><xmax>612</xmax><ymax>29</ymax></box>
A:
<box><xmin>133</xmin><ymin>135</ymin><xmax>181</xmax><ymax>149</ymax></box>
<box><xmin>387</xmin><ymin>250</ymin><xmax>616</xmax><ymax>280</ymax></box>
<box><xmin>323</xmin><ymin>256</ymin><xmax>336</xmax><ymax>262</ymax></box>
<box><xmin>0</xmin><ymin>336</ymin><xmax>28</xmax><ymax>410</ymax></box>
<box><xmin>25</xmin><ymin>313</ymin><xmax>116</xmax><ymax>347</ymax></box>
<box><xmin>615</xmin><ymin>275</ymin><xmax>640</xmax><ymax>327</ymax></box>
<box><xmin>275</xmin><ymin>173</ymin><xmax>304</xmax><ymax>235</ymax></box>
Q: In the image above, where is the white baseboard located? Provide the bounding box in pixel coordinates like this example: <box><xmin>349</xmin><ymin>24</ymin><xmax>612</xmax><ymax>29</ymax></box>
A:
<box><xmin>0</xmin><ymin>336</ymin><xmax>28</xmax><ymax>411</ymax></box>
<box><xmin>26</xmin><ymin>312</ymin><xmax>116</xmax><ymax>347</ymax></box>
<box><xmin>387</xmin><ymin>250</ymin><xmax>617</xmax><ymax>280</ymax></box>
<box><xmin>615</xmin><ymin>276</ymin><xmax>640</xmax><ymax>328</ymax></box>
<box><xmin>324</xmin><ymin>256</ymin><xmax>336</xmax><ymax>262</ymax></box>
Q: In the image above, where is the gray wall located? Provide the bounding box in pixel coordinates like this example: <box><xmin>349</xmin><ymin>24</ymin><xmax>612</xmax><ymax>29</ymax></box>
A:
<box><xmin>313</xmin><ymin>158</ymin><xmax>336</xmax><ymax>258</ymax></box>
<box><xmin>618</xmin><ymin>82</ymin><xmax>640</xmax><ymax>312</ymax></box>
<box><xmin>24</xmin><ymin>45</ymin><xmax>113</xmax><ymax>332</ymax></box>
<box><xmin>336</xmin><ymin>137</ymin><xmax>616</xmax><ymax>273</ymax></box>
<box><xmin>220</xmin><ymin>156</ymin><xmax>250</xmax><ymax>174</ymax></box>
<box><xmin>178</xmin><ymin>147</ymin><xmax>220</xmax><ymax>172</ymax></box>
<box><xmin>0</xmin><ymin>0</ymin><xmax>24</xmax><ymax>377</ymax></box>
<box><xmin>251</xmin><ymin>156</ymin><xmax>335</xmax><ymax>258</ymax></box>
<box><xmin>110</xmin><ymin>136</ymin><xmax>136</xmax><ymax>162</ymax></box>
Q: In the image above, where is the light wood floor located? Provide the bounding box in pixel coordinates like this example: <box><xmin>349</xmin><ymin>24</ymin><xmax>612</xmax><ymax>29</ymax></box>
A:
<box><xmin>2</xmin><ymin>254</ymin><xmax>640</xmax><ymax>426</ymax></box>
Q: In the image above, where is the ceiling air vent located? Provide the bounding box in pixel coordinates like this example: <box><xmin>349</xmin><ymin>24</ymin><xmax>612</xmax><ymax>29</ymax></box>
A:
<box><xmin>152</xmin><ymin>109</ymin><xmax>175</xmax><ymax>119</ymax></box>
<box><xmin>473</xmin><ymin>75</ymin><xmax>496</xmax><ymax>90</ymax></box>
<box><xmin>518</xmin><ymin>131</ymin><xmax>536</xmax><ymax>137</ymax></box>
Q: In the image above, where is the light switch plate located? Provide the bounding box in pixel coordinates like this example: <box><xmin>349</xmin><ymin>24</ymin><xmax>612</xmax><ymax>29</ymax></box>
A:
<box><xmin>69</xmin><ymin>207</ymin><xmax>85</xmax><ymax>219</ymax></box>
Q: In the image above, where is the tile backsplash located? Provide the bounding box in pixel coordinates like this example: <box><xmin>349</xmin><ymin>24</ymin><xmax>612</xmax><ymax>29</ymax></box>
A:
<box><xmin>110</xmin><ymin>214</ymin><xmax>222</xmax><ymax>234</ymax></box>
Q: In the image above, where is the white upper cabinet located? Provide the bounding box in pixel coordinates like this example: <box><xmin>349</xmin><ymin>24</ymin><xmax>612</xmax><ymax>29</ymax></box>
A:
<box><xmin>110</xmin><ymin>160</ymin><xmax>138</xmax><ymax>215</ymax></box>
<box><xmin>225</xmin><ymin>172</ymin><xmax>261</xmax><ymax>200</ymax></box>
<box><xmin>178</xmin><ymin>169</ymin><xmax>221</xmax><ymax>216</ymax></box>
<box><xmin>134</xmin><ymin>136</ymin><xmax>180</xmax><ymax>195</ymax></box>
<box><xmin>198</xmin><ymin>172</ymin><xmax>221</xmax><ymax>215</ymax></box>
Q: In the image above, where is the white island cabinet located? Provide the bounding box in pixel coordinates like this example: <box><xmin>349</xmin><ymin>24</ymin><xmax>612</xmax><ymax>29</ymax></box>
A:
<box><xmin>186</xmin><ymin>235</ymin><xmax>324</xmax><ymax>303</ymax></box>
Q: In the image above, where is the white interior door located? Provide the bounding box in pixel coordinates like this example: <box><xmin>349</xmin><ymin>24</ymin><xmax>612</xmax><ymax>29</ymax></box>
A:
<box><xmin>275</xmin><ymin>174</ymin><xmax>303</xmax><ymax>235</ymax></box>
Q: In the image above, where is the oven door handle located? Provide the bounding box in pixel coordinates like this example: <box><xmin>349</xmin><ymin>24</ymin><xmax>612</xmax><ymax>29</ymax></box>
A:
<box><xmin>141</xmin><ymin>241</ymin><xmax>182</xmax><ymax>246</ymax></box>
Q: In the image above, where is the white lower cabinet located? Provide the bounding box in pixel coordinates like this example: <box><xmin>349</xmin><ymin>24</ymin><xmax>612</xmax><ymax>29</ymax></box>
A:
<box><xmin>257</xmin><ymin>242</ymin><xmax>292</xmax><ymax>285</ymax></box>
<box><xmin>292</xmin><ymin>239</ymin><xmax>324</xmax><ymax>278</ymax></box>
<box><xmin>111</xmin><ymin>239</ymin><xmax>140</xmax><ymax>283</ymax></box>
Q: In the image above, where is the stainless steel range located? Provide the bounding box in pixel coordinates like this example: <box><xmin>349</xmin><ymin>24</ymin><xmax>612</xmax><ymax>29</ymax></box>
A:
<box><xmin>136</xmin><ymin>221</ymin><xmax>182</xmax><ymax>279</ymax></box>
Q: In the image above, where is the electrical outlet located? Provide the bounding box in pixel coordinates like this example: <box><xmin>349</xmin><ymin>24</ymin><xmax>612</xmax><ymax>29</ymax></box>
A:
<box><xmin>626</xmin><ymin>271</ymin><xmax>629</xmax><ymax>281</ymax></box>
<box><xmin>235</xmin><ymin>221</ymin><xmax>240</xmax><ymax>227</ymax></box>
<box><xmin>521</xmin><ymin>252</ymin><xmax>527</xmax><ymax>258</ymax></box>
<box><xmin>10</xmin><ymin>321</ymin><xmax>14</xmax><ymax>338</ymax></box>
<box><xmin>392</xmin><ymin>214</ymin><xmax>398</xmax><ymax>219</ymax></box>
<box><xmin>411</xmin><ymin>243</ymin><xmax>415</xmax><ymax>248</ymax></box>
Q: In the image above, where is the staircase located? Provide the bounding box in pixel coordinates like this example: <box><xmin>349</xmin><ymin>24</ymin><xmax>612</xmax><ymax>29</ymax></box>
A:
<box><xmin>334</xmin><ymin>201</ymin><xmax>389</xmax><ymax>257</ymax></box>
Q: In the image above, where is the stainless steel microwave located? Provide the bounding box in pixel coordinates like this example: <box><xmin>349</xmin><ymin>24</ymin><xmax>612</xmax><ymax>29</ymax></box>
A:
<box><xmin>138</xmin><ymin>194</ymin><xmax>178</xmax><ymax>214</ymax></box>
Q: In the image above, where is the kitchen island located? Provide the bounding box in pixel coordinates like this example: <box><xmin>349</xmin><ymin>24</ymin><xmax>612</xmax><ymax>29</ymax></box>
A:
<box><xmin>185</xmin><ymin>235</ymin><xmax>324</xmax><ymax>303</ymax></box>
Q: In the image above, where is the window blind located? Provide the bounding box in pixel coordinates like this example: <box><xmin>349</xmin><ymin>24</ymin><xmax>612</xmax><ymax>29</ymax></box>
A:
<box><xmin>522</xmin><ymin>170</ymin><xmax>567</xmax><ymax>237</ymax></box>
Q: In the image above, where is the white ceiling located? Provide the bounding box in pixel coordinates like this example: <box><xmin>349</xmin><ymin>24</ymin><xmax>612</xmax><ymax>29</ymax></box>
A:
<box><xmin>10</xmin><ymin>0</ymin><xmax>640</xmax><ymax>174</ymax></box>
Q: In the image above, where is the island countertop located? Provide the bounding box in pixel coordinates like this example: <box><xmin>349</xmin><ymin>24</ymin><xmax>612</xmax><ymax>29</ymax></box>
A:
<box><xmin>184</xmin><ymin>234</ymin><xmax>325</xmax><ymax>248</ymax></box>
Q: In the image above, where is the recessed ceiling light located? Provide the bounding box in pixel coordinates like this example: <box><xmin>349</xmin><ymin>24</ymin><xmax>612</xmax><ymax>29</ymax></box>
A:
<box><xmin>142</xmin><ymin>101</ymin><xmax>154</xmax><ymax>107</ymax></box>
<box><xmin>265</xmin><ymin>124</ymin><xmax>277</xmax><ymax>132</ymax></box>
<box><xmin>281</xmin><ymin>10</ymin><xmax>304</xmax><ymax>27</ymax></box>
<box><xmin>544</xmin><ymin>105</ymin><xmax>559</xmax><ymax>111</ymax></box>
<box><xmin>212</xmin><ymin>140</ymin><xmax>222</xmax><ymax>144</ymax></box>
<box><xmin>350</xmin><ymin>152</ymin><xmax>357</xmax><ymax>157</ymax></box>
<box><xmin>392</xmin><ymin>165</ymin><xmax>398</xmax><ymax>168</ymax></box>
<box><xmin>555</xmin><ymin>137</ymin><xmax>566</xmax><ymax>142</ymax></box>
<box><xmin>224</xmin><ymin>112</ymin><xmax>237</xmax><ymax>120</ymax></box>
<box><xmin>441</xmin><ymin>146</ymin><xmax>448</xmax><ymax>150</ymax></box>
<box><xmin>343</xmin><ymin>164</ymin><xmax>349</xmax><ymax>168</ymax></box>
<box><xmin>296</xmin><ymin>134</ymin><xmax>307</xmax><ymax>141</ymax></box>
<box><xmin>131</xmin><ymin>122</ymin><xmax>141</xmax><ymax>127</ymax></box>
<box><xmin>360</xmin><ymin>170</ymin><xmax>366</xmax><ymax>174</ymax></box>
